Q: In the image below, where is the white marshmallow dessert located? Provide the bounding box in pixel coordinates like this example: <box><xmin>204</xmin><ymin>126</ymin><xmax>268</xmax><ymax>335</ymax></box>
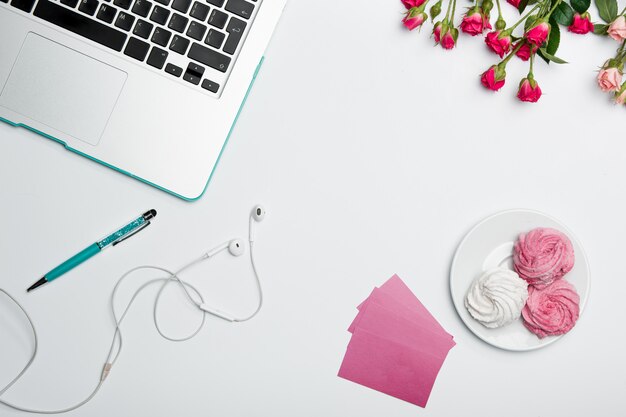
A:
<box><xmin>465</xmin><ymin>268</ymin><xmax>529</xmax><ymax>329</ymax></box>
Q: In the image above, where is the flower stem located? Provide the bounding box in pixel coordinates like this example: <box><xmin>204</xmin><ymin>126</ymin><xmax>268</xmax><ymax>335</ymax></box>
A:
<box><xmin>529</xmin><ymin>52</ymin><xmax>535</xmax><ymax>75</ymax></box>
<box><xmin>509</xmin><ymin>5</ymin><xmax>540</xmax><ymax>31</ymax></box>
<box><xmin>444</xmin><ymin>0</ymin><xmax>453</xmax><ymax>21</ymax></box>
<box><xmin>546</xmin><ymin>0</ymin><xmax>562</xmax><ymax>18</ymax></box>
<box><xmin>501</xmin><ymin>41</ymin><xmax>524</xmax><ymax>65</ymax></box>
<box><xmin>495</xmin><ymin>0</ymin><xmax>502</xmax><ymax>19</ymax></box>
<box><xmin>450</xmin><ymin>0</ymin><xmax>457</xmax><ymax>24</ymax></box>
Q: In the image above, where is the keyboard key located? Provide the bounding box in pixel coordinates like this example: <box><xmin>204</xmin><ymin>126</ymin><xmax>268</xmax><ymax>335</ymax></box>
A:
<box><xmin>115</xmin><ymin>11</ymin><xmax>135</xmax><ymax>31</ymax></box>
<box><xmin>60</xmin><ymin>0</ymin><xmax>80</xmax><ymax>8</ymax></box>
<box><xmin>146</xmin><ymin>47</ymin><xmax>168</xmax><ymax>69</ymax></box>
<box><xmin>171</xmin><ymin>0</ymin><xmax>191</xmax><ymax>13</ymax></box>
<box><xmin>169</xmin><ymin>35</ymin><xmax>190</xmax><ymax>54</ymax></box>
<box><xmin>206</xmin><ymin>0</ymin><xmax>223</xmax><ymax>6</ymax></box>
<box><xmin>133</xmin><ymin>19</ymin><xmax>153</xmax><ymax>39</ymax></box>
<box><xmin>113</xmin><ymin>0</ymin><xmax>131</xmax><ymax>9</ymax></box>
<box><xmin>124</xmin><ymin>36</ymin><xmax>150</xmax><ymax>61</ymax></box>
<box><xmin>34</xmin><ymin>0</ymin><xmax>127</xmax><ymax>51</ymax></box>
<box><xmin>223</xmin><ymin>16</ymin><xmax>245</xmax><ymax>54</ymax></box>
<box><xmin>208</xmin><ymin>9</ymin><xmax>227</xmax><ymax>29</ymax></box>
<box><xmin>168</xmin><ymin>13</ymin><xmax>188</xmax><ymax>33</ymax></box>
<box><xmin>188</xmin><ymin>42</ymin><xmax>230</xmax><ymax>72</ymax></box>
<box><xmin>189</xmin><ymin>1</ymin><xmax>209</xmax><ymax>21</ymax></box>
<box><xmin>205</xmin><ymin>29</ymin><xmax>225</xmax><ymax>48</ymax></box>
<box><xmin>183</xmin><ymin>62</ymin><xmax>204</xmax><ymax>85</ymax></box>
<box><xmin>201</xmin><ymin>79</ymin><xmax>219</xmax><ymax>93</ymax></box>
<box><xmin>131</xmin><ymin>0</ymin><xmax>151</xmax><ymax>17</ymax></box>
<box><xmin>151</xmin><ymin>27</ymin><xmax>172</xmax><ymax>46</ymax></box>
<box><xmin>1</xmin><ymin>0</ymin><xmax>9</xmax><ymax>3</ymax></box>
<box><xmin>149</xmin><ymin>5</ymin><xmax>169</xmax><ymax>25</ymax></box>
<box><xmin>96</xmin><ymin>4</ymin><xmax>117</xmax><ymax>23</ymax></box>
<box><xmin>187</xmin><ymin>21</ymin><xmax>207</xmax><ymax>41</ymax></box>
<box><xmin>154</xmin><ymin>0</ymin><xmax>169</xmax><ymax>4</ymax></box>
<box><xmin>78</xmin><ymin>0</ymin><xmax>99</xmax><ymax>15</ymax></box>
<box><xmin>225</xmin><ymin>0</ymin><xmax>253</xmax><ymax>20</ymax></box>
<box><xmin>165</xmin><ymin>63</ymin><xmax>183</xmax><ymax>77</ymax></box>
<box><xmin>10</xmin><ymin>0</ymin><xmax>37</xmax><ymax>13</ymax></box>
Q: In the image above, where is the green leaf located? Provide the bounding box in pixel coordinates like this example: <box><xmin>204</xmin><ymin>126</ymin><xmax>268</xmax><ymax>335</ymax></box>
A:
<box><xmin>539</xmin><ymin>48</ymin><xmax>569</xmax><ymax>63</ymax></box>
<box><xmin>593</xmin><ymin>23</ymin><xmax>609</xmax><ymax>34</ymax></box>
<box><xmin>546</xmin><ymin>15</ymin><xmax>560</xmax><ymax>55</ymax></box>
<box><xmin>518</xmin><ymin>0</ymin><xmax>530</xmax><ymax>14</ymax></box>
<box><xmin>595</xmin><ymin>0</ymin><xmax>618</xmax><ymax>23</ymax></box>
<box><xmin>570</xmin><ymin>0</ymin><xmax>591</xmax><ymax>13</ymax></box>
<box><xmin>553</xmin><ymin>2</ymin><xmax>575</xmax><ymax>26</ymax></box>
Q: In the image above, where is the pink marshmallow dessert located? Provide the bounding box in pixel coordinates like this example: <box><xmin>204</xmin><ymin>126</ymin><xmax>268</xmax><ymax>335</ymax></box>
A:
<box><xmin>521</xmin><ymin>279</ymin><xmax>580</xmax><ymax>338</ymax></box>
<box><xmin>513</xmin><ymin>227</ymin><xmax>575</xmax><ymax>289</ymax></box>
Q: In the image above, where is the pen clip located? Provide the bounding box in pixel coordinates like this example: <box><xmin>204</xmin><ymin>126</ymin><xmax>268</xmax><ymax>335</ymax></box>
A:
<box><xmin>112</xmin><ymin>221</ymin><xmax>151</xmax><ymax>247</ymax></box>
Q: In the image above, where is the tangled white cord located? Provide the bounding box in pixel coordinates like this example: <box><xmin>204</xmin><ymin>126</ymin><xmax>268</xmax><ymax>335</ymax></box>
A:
<box><xmin>0</xmin><ymin>209</ymin><xmax>265</xmax><ymax>414</ymax></box>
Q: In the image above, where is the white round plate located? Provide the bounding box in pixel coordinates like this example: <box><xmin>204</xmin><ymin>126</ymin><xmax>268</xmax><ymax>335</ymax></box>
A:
<box><xmin>450</xmin><ymin>209</ymin><xmax>590</xmax><ymax>351</ymax></box>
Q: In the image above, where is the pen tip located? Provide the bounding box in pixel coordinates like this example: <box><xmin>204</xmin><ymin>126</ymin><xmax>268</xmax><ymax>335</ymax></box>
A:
<box><xmin>27</xmin><ymin>277</ymin><xmax>47</xmax><ymax>292</ymax></box>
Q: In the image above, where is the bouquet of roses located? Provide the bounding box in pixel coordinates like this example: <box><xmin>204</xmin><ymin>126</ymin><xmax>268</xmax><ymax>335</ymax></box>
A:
<box><xmin>401</xmin><ymin>0</ymin><xmax>626</xmax><ymax>105</ymax></box>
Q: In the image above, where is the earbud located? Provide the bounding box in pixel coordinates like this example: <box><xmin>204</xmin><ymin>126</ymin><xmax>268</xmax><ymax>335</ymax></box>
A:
<box><xmin>228</xmin><ymin>239</ymin><xmax>245</xmax><ymax>257</ymax></box>
<box><xmin>206</xmin><ymin>239</ymin><xmax>245</xmax><ymax>258</ymax></box>
<box><xmin>252</xmin><ymin>205</ymin><xmax>266</xmax><ymax>222</ymax></box>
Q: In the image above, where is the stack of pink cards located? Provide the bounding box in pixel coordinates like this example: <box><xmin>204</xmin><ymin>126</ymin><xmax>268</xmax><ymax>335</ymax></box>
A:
<box><xmin>338</xmin><ymin>275</ymin><xmax>455</xmax><ymax>407</ymax></box>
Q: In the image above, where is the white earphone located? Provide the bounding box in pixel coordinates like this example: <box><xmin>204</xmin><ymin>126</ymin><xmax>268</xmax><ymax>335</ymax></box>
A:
<box><xmin>0</xmin><ymin>205</ymin><xmax>267</xmax><ymax>414</ymax></box>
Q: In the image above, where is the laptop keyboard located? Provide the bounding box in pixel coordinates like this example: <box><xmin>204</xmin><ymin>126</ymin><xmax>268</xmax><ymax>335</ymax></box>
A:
<box><xmin>3</xmin><ymin>0</ymin><xmax>260</xmax><ymax>96</ymax></box>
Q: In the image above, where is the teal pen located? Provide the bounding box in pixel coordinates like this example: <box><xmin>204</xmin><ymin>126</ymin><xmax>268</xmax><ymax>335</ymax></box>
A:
<box><xmin>27</xmin><ymin>209</ymin><xmax>157</xmax><ymax>292</ymax></box>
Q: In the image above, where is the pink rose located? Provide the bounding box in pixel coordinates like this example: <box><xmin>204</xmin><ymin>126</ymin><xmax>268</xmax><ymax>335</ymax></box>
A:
<box><xmin>597</xmin><ymin>67</ymin><xmax>623</xmax><ymax>92</ymax></box>
<box><xmin>403</xmin><ymin>9</ymin><xmax>427</xmax><ymax>31</ymax></box>
<box><xmin>608</xmin><ymin>15</ymin><xmax>626</xmax><ymax>41</ymax></box>
<box><xmin>480</xmin><ymin>64</ymin><xmax>506</xmax><ymax>91</ymax></box>
<box><xmin>484</xmin><ymin>30</ymin><xmax>512</xmax><ymax>58</ymax></box>
<box><xmin>460</xmin><ymin>10</ymin><xmax>485</xmax><ymax>36</ymax></box>
<box><xmin>513</xmin><ymin>227</ymin><xmax>575</xmax><ymax>289</ymax></box>
<box><xmin>568</xmin><ymin>12</ymin><xmax>594</xmax><ymax>35</ymax></box>
<box><xmin>525</xmin><ymin>20</ymin><xmax>550</xmax><ymax>46</ymax></box>
<box><xmin>441</xmin><ymin>29</ymin><xmax>457</xmax><ymax>49</ymax></box>
<box><xmin>515</xmin><ymin>41</ymin><xmax>538</xmax><ymax>61</ymax></box>
<box><xmin>401</xmin><ymin>0</ymin><xmax>426</xmax><ymax>9</ymax></box>
<box><xmin>522</xmin><ymin>280</ymin><xmax>580</xmax><ymax>339</ymax></box>
<box><xmin>507</xmin><ymin>0</ymin><xmax>521</xmax><ymax>7</ymax></box>
<box><xmin>516</xmin><ymin>77</ymin><xmax>542</xmax><ymax>102</ymax></box>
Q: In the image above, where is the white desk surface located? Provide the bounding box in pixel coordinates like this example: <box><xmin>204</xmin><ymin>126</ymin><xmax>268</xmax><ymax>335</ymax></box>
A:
<box><xmin>1</xmin><ymin>1</ymin><xmax>625</xmax><ymax>415</ymax></box>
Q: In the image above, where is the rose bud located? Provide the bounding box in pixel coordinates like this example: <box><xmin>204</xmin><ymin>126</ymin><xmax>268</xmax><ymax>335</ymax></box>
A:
<box><xmin>515</xmin><ymin>41</ymin><xmax>538</xmax><ymax>61</ymax></box>
<box><xmin>608</xmin><ymin>15</ymin><xmax>626</xmax><ymax>41</ymax></box>
<box><xmin>507</xmin><ymin>0</ymin><xmax>521</xmax><ymax>7</ymax></box>
<box><xmin>615</xmin><ymin>83</ymin><xmax>626</xmax><ymax>105</ymax></box>
<box><xmin>461</xmin><ymin>7</ymin><xmax>485</xmax><ymax>36</ymax></box>
<box><xmin>481</xmin><ymin>64</ymin><xmax>506</xmax><ymax>91</ymax></box>
<box><xmin>597</xmin><ymin>67</ymin><xmax>623</xmax><ymax>92</ymax></box>
<box><xmin>517</xmin><ymin>77</ymin><xmax>542</xmax><ymax>102</ymax></box>
<box><xmin>568</xmin><ymin>12</ymin><xmax>594</xmax><ymax>34</ymax></box>
<box><xmin>433</xmin><ymin>21</ymin><xmax>442</xmax><ymax>43</ymax></box>
<box><xmin>429</xmin><ymin>0</ymin><xmax>442</xmax><ymax>21</ymax></box>
<box><xmin>401</xmin><ymin>0</ymin><xmax>426</xmax><ymax>9</ymax></box>
<box><xmin>441</xmin><ymin>27</ymin><xmax>458</xmax><ymax>49</ymax></box>
<box><xmin>482</xmin><ymin>0</ymin><xmax>494</xmax><ymax>14</ymax></box>
<box><xmin>495</xmin><ymin>17</ymin><xmax>506</xmax><ymax>31</ymax></box>
<box><xmin>485</xmin><ymin>30</ymin><xmax>512</xmax><ymax>58</ymax></box>
<box><xmin>403</xmin><ymin>8</ymin><xmax>428</xmax><ymax>31</ymax></box>
<box><xmin>525</xmin><ymin>20</ymin><xmax>551</xmax><ymax>46</ymax></box>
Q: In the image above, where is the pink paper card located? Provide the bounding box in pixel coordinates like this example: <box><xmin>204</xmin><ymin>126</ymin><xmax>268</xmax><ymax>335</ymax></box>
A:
<box><xmin>354</xmin><ymin>275</ymin><xmax>451</xmax><ymax>338</ymax></box>
<box><xmin>349</xmin><ymin>288</ymin><xmax>452</xmax><ymax>340</ymax></box>
<box><xmin>349</xmin><ymin>301</ymin><xmax>456</xmax><ymax>355</ymax></box>
<box><xmin>338</xmin><ymin>328</ymin><xmax>446</xmax><ymax>408</ymax></box>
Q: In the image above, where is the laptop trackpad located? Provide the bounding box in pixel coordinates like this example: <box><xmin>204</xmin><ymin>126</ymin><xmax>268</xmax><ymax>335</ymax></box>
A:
<box><xmin>0</xmin><ymin>33</ymin><xmax>126</xmax><ymax>146</ymax></box>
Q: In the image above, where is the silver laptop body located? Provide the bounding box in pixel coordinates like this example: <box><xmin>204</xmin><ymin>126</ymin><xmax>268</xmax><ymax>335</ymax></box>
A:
<box><xmin>0</xmin><ymin>0</ymin><xmax>286</xmax><ymax>199</ymax></box>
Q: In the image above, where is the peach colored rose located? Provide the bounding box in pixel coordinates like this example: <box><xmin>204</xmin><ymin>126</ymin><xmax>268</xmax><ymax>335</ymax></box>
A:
<box><xmin>608</xmin><ymin>16</ymin><xmax>626</xmax><ymax>41</ymax></box>
<box><xmin>597</xmin><ymin>67</ymin><xmax>623</xmax><ymax>92</ymax></box>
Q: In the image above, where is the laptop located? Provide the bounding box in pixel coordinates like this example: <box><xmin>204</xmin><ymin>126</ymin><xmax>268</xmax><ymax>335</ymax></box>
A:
<box><xmin>0</xmin><ymin>0</ymin><xmax>286</xmax><ymax>200</ymax></box>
